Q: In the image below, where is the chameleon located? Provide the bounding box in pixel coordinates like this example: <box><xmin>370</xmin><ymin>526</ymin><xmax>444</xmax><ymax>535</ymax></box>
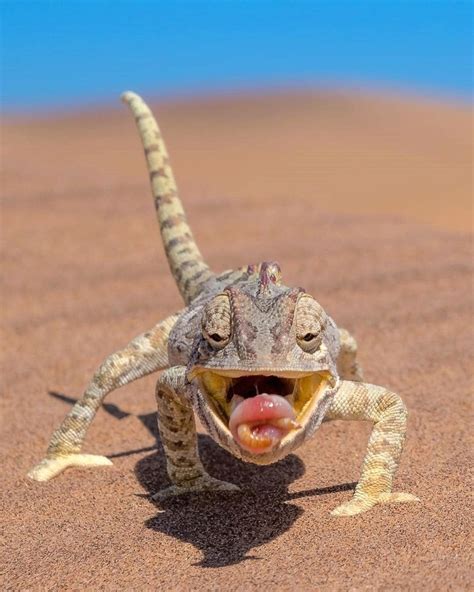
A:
<box><xmin>28</xmin><ymin>91</ymin><xmax>419</xmax><ymax>517</ymax></box>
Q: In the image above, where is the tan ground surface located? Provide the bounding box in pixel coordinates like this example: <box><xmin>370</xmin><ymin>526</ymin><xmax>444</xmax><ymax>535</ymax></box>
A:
<box><xmin>1</xmin><ymin>91</ymin><xmax>472</xmax><ymax>590</ymax></box>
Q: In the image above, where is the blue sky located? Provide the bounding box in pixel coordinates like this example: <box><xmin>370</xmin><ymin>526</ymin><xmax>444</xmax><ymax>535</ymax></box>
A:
<box><xmin>1</xmin><ymin>1</ymin><xmax>472</xmax><ymax>112</ymax></box>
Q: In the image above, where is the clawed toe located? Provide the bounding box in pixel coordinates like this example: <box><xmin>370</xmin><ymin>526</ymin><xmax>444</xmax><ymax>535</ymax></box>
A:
<box><xmin>28</xmin><ymin>454</ymin><xmax>113</xmax><ymax>482</ymax></box>
<box><xmin>331</xmin><ymin>491</ymin><xmax>419</xmax><ymax>517</ymax></box>
<box><xmin>331</xmin><ymin>498</ymin><xmax>376</xmax><ymax>517</ymax></box>
<box><xmin>152</xmin><ymin>477</ymin><xmax>241</xmax><ymax>502</ymax></box>
<box><xmin>377</xmin><ymin>492</ymin><xmax>420</xmax><ymax>504</ymax></box>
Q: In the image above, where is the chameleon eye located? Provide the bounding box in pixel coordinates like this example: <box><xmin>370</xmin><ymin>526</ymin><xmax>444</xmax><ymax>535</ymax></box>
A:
<box><xmin>204</xmin><ymin>330</ymin><xmax>230</xmax><ymax>350</ymax></box>
<box><xmin>297</xmin><ymin>332</ymin><xmax>322</xmax><ymax>353</ymax></box>
<box><xmin>296</xmin><ymin>295</ymin><xmax>326</xmax><ymax>353</ymax></box>
<box><xmin>202</xmin><ymin>294</ymin><xmax>232</xmax><ymax>350</ymax></box>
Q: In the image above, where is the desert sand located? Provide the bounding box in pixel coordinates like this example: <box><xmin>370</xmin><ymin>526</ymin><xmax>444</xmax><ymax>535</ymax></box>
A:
<box><xmin>1</xmin><ymin>90</ymin><xmax>472</xmax><ymax>590</ymax></box>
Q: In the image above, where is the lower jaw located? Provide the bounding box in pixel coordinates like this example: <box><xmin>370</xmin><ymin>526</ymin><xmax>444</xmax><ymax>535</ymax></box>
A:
<box><xmin>233</xmin><ymin>439</ymin><xmax>301</xmax><ymax>465</ymax></box>
<box><xmin>240</xmin><ymin>442</ymin><xmax>278</xmax><ymax>455</ymax></box>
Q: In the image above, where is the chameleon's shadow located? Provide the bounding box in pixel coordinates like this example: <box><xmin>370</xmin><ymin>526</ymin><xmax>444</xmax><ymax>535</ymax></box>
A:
<box><xmin>138</xmin><ymin>440</ymin><xmax>305</xmax><ymax>567</ymax></box>
<box><xmin>133</xmin><ymin>417</ymin><xmax>356</xmax><ymax>568</ymax></box>
<box><xmin>50</xmin><ymin>391</ymin><xmax>356</xmax><ymax>568</ymax></box>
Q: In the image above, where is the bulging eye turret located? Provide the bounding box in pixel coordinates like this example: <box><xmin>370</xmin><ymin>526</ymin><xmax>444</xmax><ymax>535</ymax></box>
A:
<box><xmin>296</xmin><ymin>295</ymin><xmax>326</xmax><ymax>353</ymax></box>
<box><xmin>201</xmin><ymin>294</ymin><xmax>232</xmax><ymax>350</ymax></box>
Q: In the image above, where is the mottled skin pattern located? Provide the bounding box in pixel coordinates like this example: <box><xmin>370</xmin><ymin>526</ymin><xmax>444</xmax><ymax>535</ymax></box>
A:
<box><xmin>29</xmin><ymin>92</ymin><xmax>419</xmax><ymax>516</ymax></box>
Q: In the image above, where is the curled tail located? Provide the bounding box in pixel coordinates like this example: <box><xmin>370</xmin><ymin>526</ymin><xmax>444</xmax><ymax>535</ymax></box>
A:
<box><xmin>121</xmin><ymin>91</ymin><xmax>213</xmax><ymax>304</ymax></box>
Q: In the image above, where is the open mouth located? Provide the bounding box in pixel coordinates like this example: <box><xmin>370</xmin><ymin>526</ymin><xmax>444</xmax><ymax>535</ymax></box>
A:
<box><xmin>197</xmin><ymin>371</ymin><xmax>330</xmax><ymax>455</ymax></box>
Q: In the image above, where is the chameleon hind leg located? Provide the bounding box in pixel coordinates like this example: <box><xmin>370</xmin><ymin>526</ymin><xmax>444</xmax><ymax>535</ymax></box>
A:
<box><xmin>326</xmin><ymin>380</ymin><xmax>419</xmax><ymax>516</ymax></box>
<box><xmin>153</xmin><ymin>366</ymin><xmax>240</xmax><ymax>500</ymax></box>
<box><xmin>28</xmin><ymin>312</ymin><xmax>179</xmax><ymax>481</ymax></box>
<box><xmin>337</xmin><ymin>328</ymin><xmax>364</xmax><ymax>382</ymax></box>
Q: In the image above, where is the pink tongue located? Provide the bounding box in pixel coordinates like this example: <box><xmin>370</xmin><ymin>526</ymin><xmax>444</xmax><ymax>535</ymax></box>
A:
<box><xmin>229</xmin><ymin>394</ymin><xmax>296</xmax><ymax>454</ymax></box>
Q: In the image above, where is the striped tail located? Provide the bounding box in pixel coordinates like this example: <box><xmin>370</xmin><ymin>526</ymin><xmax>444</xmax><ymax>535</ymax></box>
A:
<box><xmin>121</xmin><ymin>91</ymin><xmax>213</xmax><ymax>304</ymax></box>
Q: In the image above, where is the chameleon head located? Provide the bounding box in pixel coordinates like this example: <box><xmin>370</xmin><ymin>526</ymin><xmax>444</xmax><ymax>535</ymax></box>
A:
<box><xmin>187</xmin><ymin>263</ymin><xmax>340</xmax><ymax>464</ymax></box>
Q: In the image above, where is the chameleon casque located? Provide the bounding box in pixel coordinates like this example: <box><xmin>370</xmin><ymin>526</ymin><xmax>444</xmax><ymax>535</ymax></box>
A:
<box><xmin>29</xmin><ymin>92</ymin><xmax>419</xmax><ymax>517</ymax></box>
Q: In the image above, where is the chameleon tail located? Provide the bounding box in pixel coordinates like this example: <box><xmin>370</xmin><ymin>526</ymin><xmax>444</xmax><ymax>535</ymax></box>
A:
<box><xmin>121</xmin><ymin>91</ymin><xmax>213</xmax><ymax>304</ymax></box>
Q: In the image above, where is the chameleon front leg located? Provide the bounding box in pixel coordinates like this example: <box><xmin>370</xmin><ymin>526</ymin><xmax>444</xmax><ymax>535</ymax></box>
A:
<box><xmin>326</xmin><ymin>380</ymin><xmax>419</xmax><ymax>516</ymax></box>
<box><xmin>28</xmin><ymin>312</ymin><xmax>179</xmax><ymax>481</ymax></box>
<box><xmin>153</xmin><ymin>366</ymin><xmax>240</xmax><ymax>500</ymax></box>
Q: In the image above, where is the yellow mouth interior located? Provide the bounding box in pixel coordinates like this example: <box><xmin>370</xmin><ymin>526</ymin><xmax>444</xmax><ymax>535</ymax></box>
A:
<box><xmin>197</xmin><ymin>370</ymin><xmax>331</xmax><ymax>431</ymax></box>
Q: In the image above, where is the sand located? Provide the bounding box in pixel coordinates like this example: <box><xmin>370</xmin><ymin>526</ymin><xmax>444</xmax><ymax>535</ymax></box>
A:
<box><xmin>1</xmin><ymin>90</ymin><xmax>472</xmax><ymax>590</ymax></box>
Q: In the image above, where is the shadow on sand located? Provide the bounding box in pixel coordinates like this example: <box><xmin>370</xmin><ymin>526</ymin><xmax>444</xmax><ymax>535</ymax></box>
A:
<box><xmin>49</xmin><ymin>391</ymin><xmax>355</xmax><ymax>568</ymax></box>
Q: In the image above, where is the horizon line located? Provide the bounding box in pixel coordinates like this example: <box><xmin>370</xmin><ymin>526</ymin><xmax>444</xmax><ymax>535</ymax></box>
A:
<box><xmin>1</xmin><ymin>79</ymin><xmax>472</xmax><ymax>118</ymax></box>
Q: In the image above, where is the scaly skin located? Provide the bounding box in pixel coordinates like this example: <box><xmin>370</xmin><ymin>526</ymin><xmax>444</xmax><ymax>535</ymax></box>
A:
<box><xmin>154</xmin><ymin>367</ymin><xmax>240</xmax><ymax>499</ymax></box>
<box><xmin>327</xmin><ymin>381</ymin><xmax>419</xmax><ymax>516</ymax></box>
<box><xmin>28</xmin><ymin>313</ymin><xmax>179</xmax><ymax>481</ymax></box>
<box><xmin>29</xmin><ymin>92</ymin><xmax>419</xmax><ymax>516</ymax></box>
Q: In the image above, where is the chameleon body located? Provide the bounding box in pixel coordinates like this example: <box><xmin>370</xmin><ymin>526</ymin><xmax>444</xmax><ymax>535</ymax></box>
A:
<box><xmin>28</xmin><ymin>92</ymin><xmax>419</xmax><ymax>516</ymax></box>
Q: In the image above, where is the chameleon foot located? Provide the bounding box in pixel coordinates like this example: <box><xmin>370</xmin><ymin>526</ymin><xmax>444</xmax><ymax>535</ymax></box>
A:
<box><xmin>330</xmin><ymin>492</ymin><xmax>420</xmax><ymax>517</ymax></box>
<box><xmin>28</xmin><ymin>454</ymin><xmax>113</xmax><ymax>482</ymax></box>
<box><xmin>152</xmin><ymin>476</ymin><xmax>241</xmax><ymax>501</ymax></box>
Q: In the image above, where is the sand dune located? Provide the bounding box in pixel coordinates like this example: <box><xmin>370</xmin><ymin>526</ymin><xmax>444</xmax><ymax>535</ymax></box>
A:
<box><xmin>1</xmin><ymin>90</ymin><xmax>472</xmax><ymax>590</ymax></box>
